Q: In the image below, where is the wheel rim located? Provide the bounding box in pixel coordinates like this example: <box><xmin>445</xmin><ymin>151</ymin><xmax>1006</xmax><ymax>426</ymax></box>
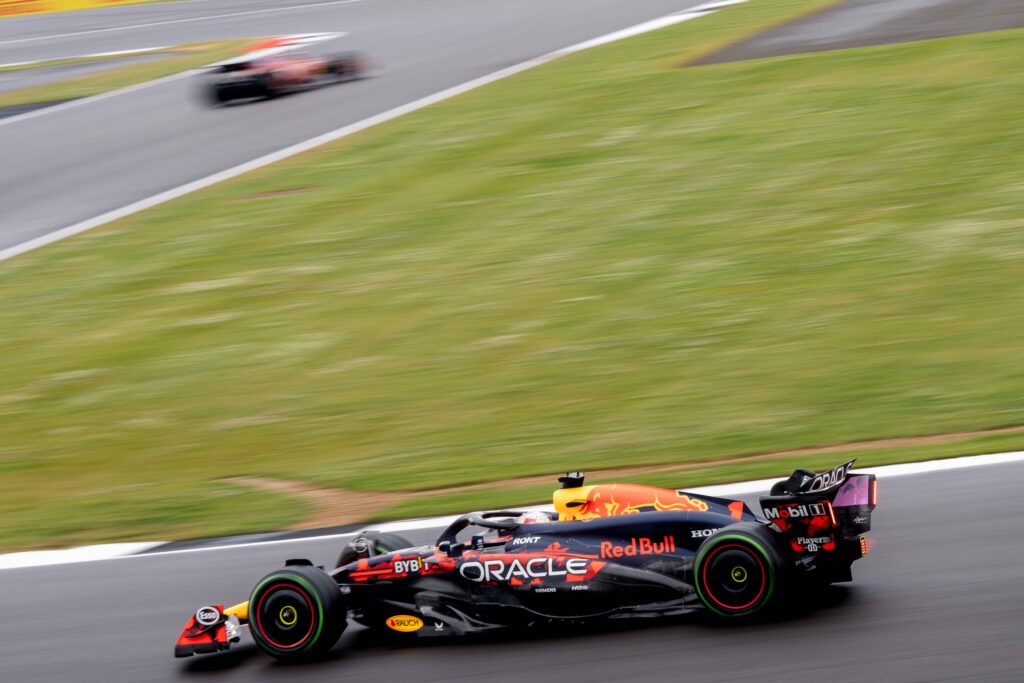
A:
<box><xmin>253</xmin><ymin>582</ymin><xmax>316</xmax><ymax>650</ymax></box>
<box><xmin>700</xmin><ymin>543</ymin><xmax>768</xmax><ymax>612</ymax></box>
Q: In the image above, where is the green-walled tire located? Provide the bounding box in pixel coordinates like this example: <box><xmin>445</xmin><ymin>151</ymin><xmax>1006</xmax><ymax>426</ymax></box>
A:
<box><xmin>694</xmin><ymin>522</ymin><xmax>790</xmax><ymax>618</ymax></box>
<box><xmin>248</xmin><ymin>566</ymin><xmax>345</xmax><ymax>660</ymax></box>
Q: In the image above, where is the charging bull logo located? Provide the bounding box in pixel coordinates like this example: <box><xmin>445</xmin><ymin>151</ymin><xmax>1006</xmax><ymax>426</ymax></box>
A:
<box><xmin>566</xmin><ymin>484</ymin><xmax>709</xmax><ymax>521</ymax></box>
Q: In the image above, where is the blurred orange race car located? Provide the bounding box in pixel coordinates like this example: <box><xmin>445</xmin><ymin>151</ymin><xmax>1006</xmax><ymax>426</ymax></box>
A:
<box><xmin>206</xmin><ymin>52</ymin><xmax>365</xmax><ymax>104</ymax></box>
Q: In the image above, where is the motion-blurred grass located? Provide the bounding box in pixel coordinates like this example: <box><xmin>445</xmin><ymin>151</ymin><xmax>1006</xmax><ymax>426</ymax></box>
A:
<box><xmin>0</xmin><ymin>39</ymin><xmax>251</xmax><ymax>109</ymax></box>
<box><xmin>3</xmin><ymin>0</ymin><xmax>1024</xmax><ymax>550</ymax></box>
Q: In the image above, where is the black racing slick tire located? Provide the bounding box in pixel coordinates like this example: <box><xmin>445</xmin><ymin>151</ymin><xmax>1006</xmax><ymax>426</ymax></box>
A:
<box><xmin>207</xmin><ymin>83</ymin><xmax>231</xmax><ymax>105</ymax></box>
<box><xmin>336</xmin><ymin>531</ymin><xmax>413</xmax><ymax>569</ymax></box>
<box><xmin>248</xmin><ymin>566</ymin><xmax>346</xmax><ymax>660</ymax></box>
<box><xmin>693</xmin><ymin>522</ymin><xmax>790</xmax><ymax>618</ymax></box>
<box><xmin>243</xmin><ymin>73</ymin><xmax>277</xmax><ymax>99</ymax></box>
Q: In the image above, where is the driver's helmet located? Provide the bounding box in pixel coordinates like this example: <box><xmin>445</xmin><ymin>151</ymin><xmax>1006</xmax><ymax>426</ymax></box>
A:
<box><xmin>516</xmin><ymin>510</ymin><xmax>552</xmax><ymax>524</ymax></box>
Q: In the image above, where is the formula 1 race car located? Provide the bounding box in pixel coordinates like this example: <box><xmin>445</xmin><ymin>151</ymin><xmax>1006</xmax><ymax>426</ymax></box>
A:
<box><xmin>175</xmin><ymin>461</ymin><xmax>876</xmax><ymax>660</ymax></box>
<box><xmin>205</xmin><ymin>52</ymin><xmax>365</xmax><ymax>104</ymax></box>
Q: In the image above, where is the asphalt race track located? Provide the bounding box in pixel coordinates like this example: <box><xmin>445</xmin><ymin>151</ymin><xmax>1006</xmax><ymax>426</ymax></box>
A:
<box><xmin>0</xmin><ymin>0</ymin><xmax>714</xmax><ymax>251</ymax></box>
<box><xmin>1</xmin><ymin>463</ymin><xmax>1021</xmax><ymax>681</ymax></box>
<box><xmin>4</xmin><ymin>0</ymin><xmax>1024</xmax><ymax>680</ymax></box>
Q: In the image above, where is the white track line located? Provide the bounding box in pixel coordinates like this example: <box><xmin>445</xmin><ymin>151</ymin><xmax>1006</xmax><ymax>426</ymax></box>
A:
<box><xmin>0</xmin><ymin>0</ymin><xmax>743</xmax><ymax>263</ymax></box>
<box><xmin>0</xmin><ymin>46</ymin><xmax>172</xmax><ymax>72</ymax></box>
<box><xmin>0</xmin><ymin>0</ymin><xmax>363</xmax><ymax>47</ymax></box>
<box><xmin>0</xmin><ymin>543</ymin><xmax>164</xmax><ymax>571</ymax></box>
<box><xmin>3</xmin><ymin>450</ymin><xmax>1023</xmax><ymax>570</ymax></box>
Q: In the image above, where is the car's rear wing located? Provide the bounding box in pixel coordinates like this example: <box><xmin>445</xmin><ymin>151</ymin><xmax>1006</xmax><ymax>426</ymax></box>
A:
<box><xmin>759</xmin><ymin>460</ymin><xmax>877</xmax><ymax>554</ymax></box>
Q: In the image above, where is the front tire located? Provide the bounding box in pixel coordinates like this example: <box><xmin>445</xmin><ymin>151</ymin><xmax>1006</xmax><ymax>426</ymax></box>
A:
<box><xmin>248</xmin><ymin>566</ymin><xmax>345</xmax><ymax>660</ymax></box>
<box><xmin>207</xmin><ymin>83</ymin><xmax>230</xmax><ymax>106</ymax></box>
<box><xmin>693</xmin><ymin>522</ymin><xmax>789</xmax><ymax>618</ymax></box>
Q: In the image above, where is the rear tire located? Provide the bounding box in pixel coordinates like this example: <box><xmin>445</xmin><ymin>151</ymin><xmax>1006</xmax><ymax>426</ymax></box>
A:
<box><xmin>328</xmin><ymin>52</ymin><xmax>365</xmax><ymax>78</ymax></box>
<box><xmin>248</xmin><ymin>566</ymin><xmax>345</xmax><ymax>660</ymax></box>
<box><xmin>693</xmin><ymin>522</ymin><xmax>789</xmax><ymax>618</ymax></box>
<box><xmin>251</xmin><ymin>74</ymin><xmax>277</xmax><ymax>99</ymax></box>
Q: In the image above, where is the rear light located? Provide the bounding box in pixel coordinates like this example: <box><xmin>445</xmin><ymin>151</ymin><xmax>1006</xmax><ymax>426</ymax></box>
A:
<box><xmin>826</xmin><ymin>500</ymin><xmax>837</xmax><ymax>527</ymax></box>
<box><xmin>860</xmin><ymin>536</ymin><xmax>868</xmax><ymax>557</ymax></box>
<box><xmin>871</xmin><ymin>479</ymin><xmax>878</xmax><ymax>506</ymax></box>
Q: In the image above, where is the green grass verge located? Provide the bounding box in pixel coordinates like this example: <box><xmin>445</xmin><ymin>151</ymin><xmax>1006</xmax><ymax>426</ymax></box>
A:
<box><xmin>0</xmin><ymin>40</ymin><xmax>251</xmax><ymax>109</ymax></box>
<box><xmin>3</xmin><ymin>0</ymin><xmax>1024</xmax><ymax>550</ymax></box>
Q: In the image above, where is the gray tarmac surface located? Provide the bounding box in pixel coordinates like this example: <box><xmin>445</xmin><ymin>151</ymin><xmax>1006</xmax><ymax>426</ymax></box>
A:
<box><xmin>698</xmin><ymin>0</ymin><xmax>1024</xmax><ymax>64</ymax></box>
<box><xmin>0</xmin><ymin>0</ymin><xmax>709</xmax><ymax>251</ymax></box>
<box><xmin>1</xmin><ymin>463</ymin><xmax>1023</xmax><ymax>681</ymax></box>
